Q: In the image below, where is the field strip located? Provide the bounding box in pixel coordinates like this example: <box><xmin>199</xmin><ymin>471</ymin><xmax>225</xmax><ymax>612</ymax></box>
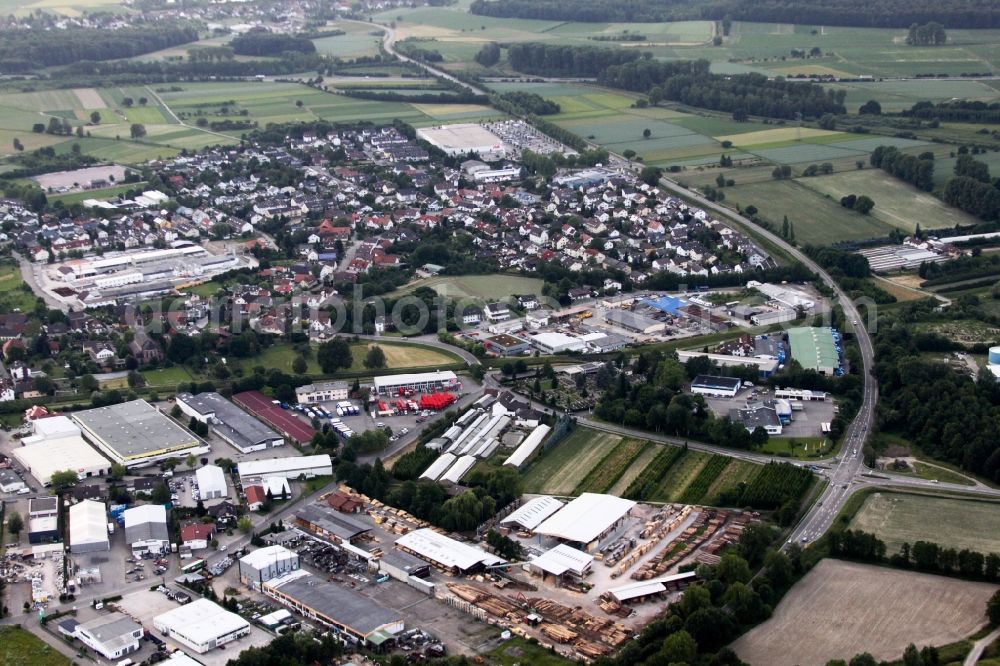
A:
<box><xmin>607</xmin><ymin>443</ymin><xmax>663</xmax><ymax>496</ymax></box>
<box><xmin>73</xmin><ymin>88</ymin><xmax>105</xmax><ymax>110</ymax></box>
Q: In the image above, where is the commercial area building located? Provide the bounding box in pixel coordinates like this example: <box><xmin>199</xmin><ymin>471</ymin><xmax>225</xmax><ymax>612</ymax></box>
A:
<box><xmin>239</xmin><ymin>545</ymin><xmax>300</xmax><ymax>589</ymax></box>
<box><xmin>176</xmin><ymin>392</ymin><xmax>284</xmax><ymax>453</ymax></box>
<box><xmin>123</xmin><ymin>504</ymin><xmax>169</xmax><ymax>555</ymax></box>
<box><xmin>372</xmin><ymin>371</ymin><xmax>459</xmax><ymax>395</ymax></box>
<box><xmin>28</xmin><ymin>496</ymin><xmax>59</xmax><ymax>544</ymax></box>
<box><xmin>180</xmin><ymin>522</ymin><xmax>215</xmax><ymax>551</ymax></box>
<box><xmin>263</xmin><ymin>570</ymin><xmax>404</xmax><ymax>647</ymax></box>
<box><xmin>690</xmin><ymin>375</ymin><xmax>742</xmax><ymax>398</ymax></box>
<box><xmin>731</xmin><ymin>403</ymin><xmax>783</xmax><ymax>435</ymax></box>
<box><xmin>12</xmin><ymin>415</ymin><xmax>113</xmax><ymax>486</ymax></box>
<box><xmin>237</xmin><ymin>455</ymin><xmax>333</xmax><ymax>483</ymax></box>
<box><xmin>153</xmin><ymin>598</ymin><xmax>251</xmax><ymax>654</ymax></box>
<box><xmin>486</xmin><ymin>333</ymin><xmax>531</xmax><ymax>356</ymax></box>
<box><xmin>499</xmin><ymin>496</ymin><xmax>564</xmax><ymax>532</ymax></box>
<box><xmin>233</xmin><ymin>391</ymin><xmax>315</xmax><ymax>444</ymax></box>
<box><xmin>416</xmin><ymin>123</ymin><xmax>505</xmax><ymax>158</ymax></box>
<box><xmin>676</xmin><ymin>350</ymin><xmax>780</xmax><ymax>379</ymax></box>
<box><xmin>72</xmin><ymin>399</ymin><xmax>204</xmax><ymax>467</ymax></box>
<box><xmin>69</xmin><ymin>499</ymin><xmax>109</xmax><ymax>554</ymax></box>
<box><xmin>395</xmin><ymin>528</ymin><xmax>505</xmax><ymax>575</ymax></box>
<box><xmin>195</xmin><ymin>464</ymin><xmax>227</xmax><ymax>500</ymax></box>
<box><xmin>74</xmin><ymin>613</ymin><xmax>143</xmax><ymax>660</ymax></box>
<box><xmin>607</xmin><ymin>571</ymin><xmax>698</xmax><ymax>604</ymax></box>
<box><xmin>377</xmin><ymin>549</ymin><xmax>431</xmax><ymax>583</ymax></box>
<box><xmin>528</xmin><ymin>332</ymin><xmax>588</xmax><ymax>355</ymax></box>
<box><xmin>534</xmin><ymin>493</ymin><xmax>636</xmax><ymax>552</ymax></box>
<box><xmin>295</xmin><ymin>381</ymin><xmax>350</xmax><ymax>404</ymax></box>
<box><xmin>788</xmin><ymin>326</ymin><xmax>841</xmax><ymax>375</ymax></box>
<box><xmin>605</xmin><ymin>310</ymin><xmax>666</xmax><ymax>335</ymax></box>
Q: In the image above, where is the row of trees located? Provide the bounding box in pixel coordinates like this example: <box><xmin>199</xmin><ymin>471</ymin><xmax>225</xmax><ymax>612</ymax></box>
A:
<box><xmin>498</xmin><ymin>91</ymin><xmax>561</xmax><ymax>115</ymax></box>
<box><xmin>472</xmin><ymin>0</ymin><xmax>999</xmax><ymax>28</ymax></box>
<box><xmin>905</xmin><ymin>21</ymin><xmax>947</xmax><ymax>45</ymax></box>
<box><xmin>0</xmin><ymin>23</ymin><xmax>198</xmax><ymax>71</ymax></box>
<box><xmin>940</xmin><ymin>155</ymin><xmax>1000</xmax><ymax>222</ymax></box>
<box><xmin>904</xmin><ymin>100</ymin><xmax>1000</xmax><ymax>123</ymax></box>
<box><xmin>869</xmin><ymin>145</ymin><xmax>935</xmax><ymax>191</ymax></box>
<box><xmin>507</xmin><ymin>42</ymin><xmax>641</xmax><ymax>77</ymax></box>
<box><xmin>830</xmin><ymin>529</ymin><xmax>1000</xmax><ymax>582</ymax></box>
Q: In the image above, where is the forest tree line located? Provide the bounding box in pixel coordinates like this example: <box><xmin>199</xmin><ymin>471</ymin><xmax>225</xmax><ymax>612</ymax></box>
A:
<box><xmin>0</xmin><ymin>23</ymin><xmax>198</xmax><ymax>72</ymax></box>
<box><xmin>904</xmin><ymin>100</ymin><xmax>1000</xmax><ymax>124</ymax></box>
<box><xmin>869</xmin><ymin>145</ymin><xmax>935</xmax><ymax>191</ymax></box>
<box><xmin>506</xmin><ymin>46</ymin><xmax>845</xmax><ymax>120</ymax></box>
<box><xmin>470</xmin><ymin>0</ymin><xmax>1000</xmax><ymax>29</ymax></box>
<box><xmin>229</xmin><ymin>32</ymin><xmax>317</xmax><ymax>56</ymax></box>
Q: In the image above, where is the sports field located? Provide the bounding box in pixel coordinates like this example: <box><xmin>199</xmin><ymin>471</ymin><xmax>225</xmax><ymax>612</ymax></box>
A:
<box><xmin>248</xmin><ymin>340</ymin><xmax>459</xmax><ymax>376</ymax></box>
<box><xmin>716</xmin><ymin>179</ymin><xmax>894</xmax><ymax>245</ymax></box>
<box><xmin>734</xmin><ymin>559</ymin><xmax>995</xmax><ymax>666</ymax></box>
<box><xmin>401</xmin><ymin>274</ymin><xmax>544</xmax><ymax>301</ymax></box>
<box><xmin>798</xmin><ymin>169</ymin><xmax>979</xmax><ymax>233</ymax></box>
<box><xmin>849</xmin><ymin>492</ymin><xmax>1000</xmax><ymax>554</ymax></box>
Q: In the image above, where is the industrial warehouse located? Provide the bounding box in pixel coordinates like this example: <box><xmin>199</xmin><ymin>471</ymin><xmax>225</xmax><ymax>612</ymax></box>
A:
<box><xmin>238</xmin><ymin>545</ymin><xmax>300</xmax><ymax>589</ymax></box>
<box><xmin>394</xmin><ymin>528</ymin><xmax>504</xmax><ymax>575</ymax></box>
<box><xmin>415</xmin><ymin>123</ymin><xmax>505</xmax><ymax>158</ymax></box>
<box><xmin>72</xmin><ymin>399</ymin><xmax>206</xmax><ymax>467</ymax></box>
<box><xmin>533</xmin><ymin>493</ymin><xmax>637</xmax><ymax>552</ymax></box>
<box><xmin>372</xmin><ymin>371</ymin><xmax>460</xmax><ymax>396</ymax></box>
<box><xmin>788</xmin><ymin>326</ymin><xmax>842</xmax><ymax>375</ymax></box>
<box><xmin>12</xmin><ymin>415</ymin><xmax>113</xmax><ymax>486</ymax></box>
<box><xmin>153</xmin><ymin>598</ymin><xmax>252</xmax><ymax>653</ymax></box>
<box><xmin>690</xmin><ymin>375</ymin><xmax>743</xmax><ymax>398</ymax></box>
<box><xmin>176</xmin><ymin>392</ymin><xmax>285</xmax><ymax>453</ymax></box>
<box><xmin>233</xmin><ymin>390</ymin><xmax>316</xmax><ymax>444</ymax></box>
<box><xmin>237</xmin><ymin>455</ymin><xmax>333</xmax><ymax>483</ymax></box>
<box><xmin>262</xmin><ymin>570</ymin><xmax>404</xmax><ymax>647</ymax></box>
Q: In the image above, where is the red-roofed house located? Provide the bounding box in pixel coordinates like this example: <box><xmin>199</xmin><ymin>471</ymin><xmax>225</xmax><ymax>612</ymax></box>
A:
<box><xmin>245</xmin><ymin>486</ymin><xmax>266</xmax><ymax>511</ymax></box>
<box><xmin>180</xmin><ymin>522</ymin><xmax>216</xmax><ymax>550</ymax></box>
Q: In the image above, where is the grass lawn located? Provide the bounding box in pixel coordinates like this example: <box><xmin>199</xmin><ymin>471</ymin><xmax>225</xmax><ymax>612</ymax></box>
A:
<box><xmin>757</xmin><ymin>436</ymin><xmax>835</xmax><ymax>459</ymax></box>
<box><xmin>49</xmin><ymin>182</ymin><xmax>144</xmax><ymax>206</ymax></box>
<box><xmin>797</xmin><ymin>169</ymin><xmax>979</xmax><ymax>233</ymax></box>
<box><xmin>522</xmin><ymin>426</ymin><xmax>621</xmax><ymax>495</ymax></box>
<box><xmin>716</xmin><ymin>179</ymin><xmax>894</xmax><ymax>245</ymax></box>
<box><xmin>0</xmin><ymin>626</ymin><xmax>71</xmax><ymax>666</ymax></box>
<box><xmin>848</xmin><ymin>491</ymin><xmax>1000</xmax><ymax>554</ymax></box>
<box><xmin>0</xmin><ymin>261</ymin><xmax>37</xmax><ymax>312</ymax></box>
<box><xmin>141</xmin><ymin>366</ymin><xmax>196</xmax><ymax>388</ymax></box>
<box><xmin>250</xmin><ymin>341</ymin><xmax>460</xmax><ymax>376</ymax></box>
<box><xmin>398</xmin><ymin>273</ymin><xmax>544</xmax><ymax>301</ymax></box>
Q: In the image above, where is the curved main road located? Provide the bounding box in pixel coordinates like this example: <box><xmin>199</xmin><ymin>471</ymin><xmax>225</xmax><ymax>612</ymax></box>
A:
<box><xmin>654</xmin><ymin>179</ymin><xmax>877</xmax><ymax>546</ymax></box>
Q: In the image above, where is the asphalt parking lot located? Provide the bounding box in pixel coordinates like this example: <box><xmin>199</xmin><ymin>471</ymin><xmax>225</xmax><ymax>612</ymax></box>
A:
<box><xmin>702</xmin><ymin>387</ymin><xmax>838</xmax><ymax>439</ymax></box>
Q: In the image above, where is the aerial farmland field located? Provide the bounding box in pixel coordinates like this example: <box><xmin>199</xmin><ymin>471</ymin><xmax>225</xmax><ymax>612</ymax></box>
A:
<box><xmin>522</xmin><ymin>427</ymin><xmax>623</xmax><ymax>495</ymax></box>
<box><xmin>732</xmin><ymin>559</ymin><xmax>996</xmax><ymax>666</ymax></box>
<box><xmin>848</xmin><ymin>492</ymin><xmax>1000</xmax><ymax>555</ymax></box>
<box><xmin>798</xmin><ymin>169</ymin><xmax>979</xmax><ymax>233</ymax></box>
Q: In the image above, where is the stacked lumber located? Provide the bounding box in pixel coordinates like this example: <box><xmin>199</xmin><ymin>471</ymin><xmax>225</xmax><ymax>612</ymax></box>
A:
<box><xmin>575</xmin><ymin>639</ymin><xmax>608</xmax><ymax>659</ymax></box>
<box><xmin>541</xmin><ymin>623</ymin><xmax>578</xmax><ymax>643</ymax></box>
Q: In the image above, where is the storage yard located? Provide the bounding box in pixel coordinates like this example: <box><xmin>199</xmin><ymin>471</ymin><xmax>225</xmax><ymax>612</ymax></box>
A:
<box><xmin>732</xmin><ymin>559</ymin><xmax>999</xmax><ymax>666</ymax></box>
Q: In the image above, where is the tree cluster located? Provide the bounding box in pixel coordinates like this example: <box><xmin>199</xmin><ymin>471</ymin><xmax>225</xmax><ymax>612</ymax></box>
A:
<box><xmin>507</xmin><ymin>42</ymin><xmax>641</xmax><ymax>77</ymax></box>
<box><xmin>904</xmin><ymin>99</ymin><xmax>1000</xmax><ymax>123</ymax></box>
<box><xmin>906</xmin><ymin>21</ymin><xmax>947</xmax><ymax>45</ymax></box>
<box><xmin>0</xmin><ymin>23</ymin><xmax>198</xmax><ymax>71</ymax></box>
<box><xmin>230</xmin><ymin>32</ymin><xmax>317</xmax><ymax>56</ymax></box>
<box><xmin>830</xmin><ymin>529</ymin><xmax>1000</xmax><ymax>582</ymax></box>
<box><xmin>474</xmin><ymin>42</ymin><xmax>501</xmax><ymax>67</ymax></box>
<box><xmin>869</xmin><ymin>145</ymin><xmax>935</xmax><ymax>191</ymax></box>
<box><xmin>498</xmin><ymin>91</ymin><xmax>561</xmax><ymax>115</ymax></box>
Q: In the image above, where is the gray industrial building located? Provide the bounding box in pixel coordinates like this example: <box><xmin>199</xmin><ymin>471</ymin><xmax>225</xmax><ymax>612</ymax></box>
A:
<box><xmin>605</xmin><ymin>309</ymin><xmax>666</xmax><ymax>335</ymax></box>
<box><xmin>238</xmin><ymin>545</ymin><xmax>300</xmax><ymax>589</ymax></box>
<box><xmin>176</xmin><ymin>392</ymin><xmax>284</xmax><ymax>453</ymax></box>
<box><xmin>72</xmin><ymin>399</ymin><xmax>203</xmax><ymax>467</ymax></box>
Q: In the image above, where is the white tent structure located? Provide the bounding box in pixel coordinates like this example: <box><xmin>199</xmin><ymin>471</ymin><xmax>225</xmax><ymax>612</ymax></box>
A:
<box><xmin>196</xmin><ymin>465</ymin><xmax>227</xmax><ymax>500</ymax></box>
<box><xmin>69</xmin><ymin>500</ymin><xmax>109</xmax><ymax>553</ymax></box>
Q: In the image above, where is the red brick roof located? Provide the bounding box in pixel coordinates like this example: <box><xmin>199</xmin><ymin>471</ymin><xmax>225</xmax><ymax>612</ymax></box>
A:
<box><xmin>180</xmin><ymin>523</ymin><xmax>215</xmax><ymax>542</ymax></box>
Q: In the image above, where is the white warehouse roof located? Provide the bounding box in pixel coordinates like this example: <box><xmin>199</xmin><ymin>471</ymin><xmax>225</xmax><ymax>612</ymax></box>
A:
<box><xmin>500</xmin><ymin>496</ymin><xmax>564</xmax><ymax>531</ymax></box>
<box><xmin>123</xmin><ymin>504</ymin><xmax>166</xmax><ymax>527</ymax></box>
<box><xmin>503</xmin><ymin>424</ymin><xmax>551</xmax><ymax>468</ymax></box>
<box><xmin>12</xmin><ymin>432</ymin><xmax>111</xmax><ymax>486</ymax></box>
<box><xmin>534</xmin><ymin>493</ymin><xmax>636</xmax><ymax>545</ymax></box>
<box><xmin>237</xmin><ymin>455</ymin><xmax>332</xmax><ymax>479</ymax></box>
<box><xmin>419</xmin><ymin>453</ymin><xmax>456</xmax><ymax>481</ymax></box>
<box><xmin>440</xmin><ymin>455</ymin><xmax>477</xmax><ymax>484</ymax></box>
<box><xmin>373</xmin><ymin>371</ymin><xmax>457</xmax><ymax>389</ymax></box>
<box><xmin>395</xmin><ymin>528</ymin><xmax>504</xmax><ymax>572</ymax></box>
<box><xmin>69</xmin><ymin>500</ymin><xmax>109</xmax><ymax>549</ymax></box>
<box><xmin>240</xmin><ymin>545</ymin><xmax>297</xmax><ymax>570</ymax></box>
<box><xmin>196</xmin><ymin>465</ymin><xmax>226</xmax><ymax>495</ymax></box>
<box><xmin>531</xmin><ymin>544</ymin><xmax>593</xmax><ymax>577</ymax></box>
<box><xmin>153</xmin><ymin>598</ymin><xmax>249</xmax><ymax>646</ymax></box>
<box><xmin>30</xmin><ymin>415</ymin><xmax>81</xmax><ymax>439</ymax></box>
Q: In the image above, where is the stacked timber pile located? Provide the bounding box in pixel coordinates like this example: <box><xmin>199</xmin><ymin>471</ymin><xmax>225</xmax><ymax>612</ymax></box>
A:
<box><xmin>630</xmin><ymin>511</ymin><xmax>728</xmax><ymax>580</ymax></box>
<box><xmin>448</xmin><ymin>583</ymin><xmax>522</xmax><ymax>620</ymax></box>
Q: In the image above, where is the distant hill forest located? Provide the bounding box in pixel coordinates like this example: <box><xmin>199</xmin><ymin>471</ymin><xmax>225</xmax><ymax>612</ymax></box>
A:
<box><xmin>507</xmin><ymin>44</ymin><xmax>846</xmax><ymax>119</ymax></box>
<box><xmin>0</xmin><ymin>23</ymin><xmax>198</xmax><ymax>72</ymax></box>
<box><xmin>470</xmin><ymin>0</ymin><xmax>1000</xmax><ymax>29</ymax></box>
